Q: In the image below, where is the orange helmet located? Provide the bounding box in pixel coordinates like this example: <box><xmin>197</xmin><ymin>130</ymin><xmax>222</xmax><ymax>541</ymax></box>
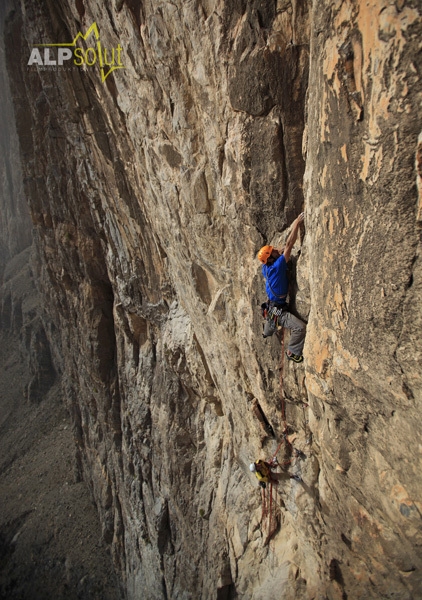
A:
<box><xmin>258</xmin><ymin>245</ymin><xmax>273</xmax><ymax>264</ymax></box>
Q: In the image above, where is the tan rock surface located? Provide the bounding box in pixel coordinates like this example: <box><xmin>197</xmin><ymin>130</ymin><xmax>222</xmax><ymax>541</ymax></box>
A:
<box><xmin>2</xmin><ymin>0</ymin><xmax>421</xmax><ymax>598</ymax></box>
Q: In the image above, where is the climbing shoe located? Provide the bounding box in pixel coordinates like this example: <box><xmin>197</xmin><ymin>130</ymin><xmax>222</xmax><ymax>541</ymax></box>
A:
<box><xmin>290</xmin><ymin>474</ymin><xmax>302</xmax><ymax>482</ymax></box>
<box><xmin>286</xmin><ymin>352</ymin><xmax>303</xmax><ymax>363</ymax></box>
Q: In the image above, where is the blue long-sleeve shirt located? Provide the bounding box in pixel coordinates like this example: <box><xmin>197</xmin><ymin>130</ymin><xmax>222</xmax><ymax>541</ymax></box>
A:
<box><xmin>262</xmin><ymin>254</ymin><xmax>288</xmax><ymax>303</ymax></box>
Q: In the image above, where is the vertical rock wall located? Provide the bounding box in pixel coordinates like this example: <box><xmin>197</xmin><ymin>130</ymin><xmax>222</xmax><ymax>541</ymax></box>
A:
<box><xmin>301</xmin><ymin>1</ymin><xmax>422</xmax><ymax>597</ymax></box>
<box><xmin>3</xmin><ymin>0</ymin><xmax>421</xmax><ymax>598</ymax></box>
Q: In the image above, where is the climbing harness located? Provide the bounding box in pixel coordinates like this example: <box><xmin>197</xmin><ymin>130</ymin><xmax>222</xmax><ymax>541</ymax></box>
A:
<box><xmin>262</xmin><ymin>302</ymin><xmax>287</xmax><ymax>338</ymax></box>
<box><xmin>261</xmin><ymin>260</ymin><xmax>289</xmax><ymax>339</ymax></box>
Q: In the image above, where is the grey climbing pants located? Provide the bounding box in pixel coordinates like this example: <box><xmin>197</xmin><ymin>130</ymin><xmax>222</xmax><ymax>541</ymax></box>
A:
<box><xmin>279</xmin><ymin>311</ymin><xmax>306</xmax><ymax>356</ymax></box>
<box><xmin>264</xmin><ymin>310</ymin><xmax>306</xmax><ymax>355</ymax></box>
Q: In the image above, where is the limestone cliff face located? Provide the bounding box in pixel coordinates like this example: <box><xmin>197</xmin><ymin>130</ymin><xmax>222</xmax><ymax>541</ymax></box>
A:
<box><xmin>301</xmin><ymin>1</ymin><xmax>422</xmax><ymax>595</ymax></box>
<box><xmin>4</xmin><ymin>0</ymin><xmax>422</xmax><ymax>598</ymax></box>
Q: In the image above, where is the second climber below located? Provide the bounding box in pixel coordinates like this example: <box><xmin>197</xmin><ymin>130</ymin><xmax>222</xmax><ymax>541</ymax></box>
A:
<box><xmin>250</xmin><ymin>460</ymin><xmax>302</xmax><ymax>488</ymax></box>
<box><xmin>258</xmin><ymin>212</ymin><xmax>306</xmax><ymax>363</ymax></box>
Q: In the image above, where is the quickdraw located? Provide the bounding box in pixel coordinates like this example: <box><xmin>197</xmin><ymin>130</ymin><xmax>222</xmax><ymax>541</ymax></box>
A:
<box><xmin>262</xmin><ymin>302</ymin><xmax>286</xmax><ymax>338</ymax></box>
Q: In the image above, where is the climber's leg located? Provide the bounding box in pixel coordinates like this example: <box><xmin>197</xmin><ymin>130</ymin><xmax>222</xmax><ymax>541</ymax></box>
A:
<box><xmin>280</xmin><ymin>311</ymin><xmax>306</xmax><ymax>357</ymax></box>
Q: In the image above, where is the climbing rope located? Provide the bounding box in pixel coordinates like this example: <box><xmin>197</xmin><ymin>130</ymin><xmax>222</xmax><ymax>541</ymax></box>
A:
<box><xmin>268</xmin><ymin>481</ymin><xmax>273</xmax><ymax>536</ymax></box>
<box><xmin>262</xmin><ymin>486</ymin><xmax>267</xmax><ymax>521</ymax></box>
<box><xmin>270</xmin><ymin>438</ymin><xmax>285</xmax><ymax>463</ymax></box>
<box><xmin>279</xmin><ymin>327</ymin><xmax>287</xmax><ymax>428</ymax></box>
<box><xmin>268</xmin><ymin>327</ymin><xmax>293</xmax><ymax>466</ymax></box>
<box><xmin>261</xmin><ymin>481</ymin><xmax>278</xmax><ymax>546</ymax></box>
<box><xmin>258</xmin><ymin>321</ymin><xmax>310</xmax><ymax>541</ymax></box>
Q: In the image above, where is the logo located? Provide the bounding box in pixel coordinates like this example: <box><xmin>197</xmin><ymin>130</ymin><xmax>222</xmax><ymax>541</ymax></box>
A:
<box><xmin>27</xmin><ymin>22</ymin><xmax>124</xmax><ymax>83</ymax></box>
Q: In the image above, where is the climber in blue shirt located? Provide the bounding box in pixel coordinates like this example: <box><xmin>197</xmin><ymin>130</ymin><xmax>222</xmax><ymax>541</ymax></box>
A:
<box><xmin>263</xmin><ymin>252</ymin><xmax>289</xmax><ymax>303</ymax></box>
<box><xmin>258</xmin><ymin>213</ymin><xmax>306</xmax><ymax>362</ymax></box>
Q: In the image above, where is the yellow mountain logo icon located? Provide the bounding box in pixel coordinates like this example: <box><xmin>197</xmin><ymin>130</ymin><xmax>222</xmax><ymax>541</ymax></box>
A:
<box><xmin>28</xmin><ymin>22</ymin><xmax>124</xmax><ymax>83</ymax></box>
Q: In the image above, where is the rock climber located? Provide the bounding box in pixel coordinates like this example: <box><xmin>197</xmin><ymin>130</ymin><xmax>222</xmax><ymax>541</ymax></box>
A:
<box><xmin>258</xmin><ymin>212</ymin><xmax>306</xmax><ymax>363</ymax></box>
<box><xmin>250</xmin><ymin>460</ymin><xmax>301</xmax><ymax>489</ymax></box>
<box><xmin>250</xmin><ymin>459</ymin><xmax>276</xmax><ymax>489</ymax></box>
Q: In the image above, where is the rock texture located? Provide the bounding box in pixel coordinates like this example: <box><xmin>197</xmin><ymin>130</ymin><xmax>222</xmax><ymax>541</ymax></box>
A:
<box><xmin>301</xmin><ymin>2</ymin><xmax>422</xmax><ymax>597</ymax></box>
<box><xmin>3</xmin><ymin>0</ymin><xmax>422</xmax><ymax>598</ymax></box>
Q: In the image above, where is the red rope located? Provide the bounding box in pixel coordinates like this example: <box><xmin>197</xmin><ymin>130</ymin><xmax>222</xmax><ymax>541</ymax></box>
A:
<box><xmin>268</xmin><ymin>327</ymin><xmax>290</xmax><ymax>465</ymax></box>
<box><xmin>268</xmin><ymin>481</ymin><xmax>273</xmax><ymax>535</ymax></box>
<box><xmin>262</xmin><ymin>325</ymin><xmax>296</xmax><ymax>509</ymax></box>
<box><xmin>261</xmin><ymin>327</ymin><xmax>295</xmax><ymax>538</ymax></box>
<box><xmin>270</xmin><ymin>438</ymin><xmax>285</xmax><ymax>462</ymax></box>
<box><xmin>262</xmin><ymin>486</ymin><xmax>267</xmax><ymax>521</ymax></box>
<box><xmin>280</xmin><ymin>327</ymin><xmax>287</xmax><ymax>429</ymax></box>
